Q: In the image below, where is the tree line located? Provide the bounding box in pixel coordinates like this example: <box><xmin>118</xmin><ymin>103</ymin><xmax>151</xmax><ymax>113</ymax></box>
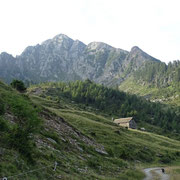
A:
<box><xmin>44</xmin><ymin>80</ymin><xmax>180</xmax><ymax>133</ymax></box>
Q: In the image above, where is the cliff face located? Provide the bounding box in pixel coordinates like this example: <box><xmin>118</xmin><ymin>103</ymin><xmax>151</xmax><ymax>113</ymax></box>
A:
<box><xmin>0</xmin><ymin>34</ymin><xmax>160</xmax><ymax>85</ymax></box>
<box><xmin>0</xmin><ymin>52</ymin><xmax>23</xmax><ymax>83</ymax></box>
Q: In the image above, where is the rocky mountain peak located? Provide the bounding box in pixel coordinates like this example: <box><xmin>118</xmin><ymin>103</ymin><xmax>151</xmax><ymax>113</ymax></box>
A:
<box><xmin>129</xmin><ymin>46</ymin><xmax>160</xmax><ymax>62</ymax></box>
<box><xmin>87</xmin><ymin>42</ymin><xmax>112</xmax><ymax>51</ymax></box>
<box><xmin>52</xmin><ymin>34</ymin><xmax>74</xmax><ymax>47</ymax></box>
<box><xmin>41</xmin><ymin>34</ymin><xmax>74</xmax><ymax>47</ymax></box>
<box><xmin>0</xmin><ymin>52</ymin><xmax>14</xmax><ymax>58</ymax></box>
<box><xmin>53</xmin><ymin>34</ymin><xmax>73</xmax><ymax>41</ymax></box>
<box><xmin>131</xmin><ymin>46</ymin><xmax>142</xmax><ymax>52</ymax></box>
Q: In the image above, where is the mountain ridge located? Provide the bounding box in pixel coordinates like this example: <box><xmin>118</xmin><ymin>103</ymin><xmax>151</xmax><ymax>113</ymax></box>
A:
<box><xmin>0</xmin><ymin>34</ymin><xmax>161</xmax><ymax>85</ymax></box>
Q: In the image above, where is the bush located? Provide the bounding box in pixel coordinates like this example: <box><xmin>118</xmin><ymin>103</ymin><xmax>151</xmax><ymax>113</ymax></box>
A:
<box><xmin>8</xmin><ymin>126</ymin><xmax>35</xmax><ymax>162</ymax></box>
<box><xmin>0</xmin><ymin>101</ymin><xmax>5</xmax><ymax>115</ymax></box>
<box><xmin>0</xmin><ymin>117</ymin><xmax>9</xmax><ymax>131</ymax></box>
<box><xmin>160</xmin><ymin>152</ymin><xmax>176</xmax><ymax>164</ymax></box>
<box><xmin>87</xmin><ymin>158</ymin><xmax>100</xmax><ymax>169</ymax></box>
<box><xmin>10</xmin><ymin>79</ymin><xmax>27</xmax><ymax>92</ymax></box>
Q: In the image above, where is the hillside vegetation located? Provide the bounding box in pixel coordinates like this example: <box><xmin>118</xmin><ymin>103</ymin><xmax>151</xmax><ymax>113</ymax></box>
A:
<box><xmin>29</xmin><ymin>82</ymin><xmax>180</xmax><ymax>176</ymax></box>
<box><xmin>0</xmin><ymin>80</ymin><xmax>144</xmax><ymax>179</ymax></box>
<box><xmin>1</xmin><ymin>80</ymin><xmax>180</xmax><ymax>179</ymax></box>
<box><xmin>119</xmin><ymin>76</ymin><xmax>180</xmax><ymax>106</ymax></box>
<box><xmin>134</xmin><ymin>60</ymin><xmax>180</xmax><ymax>87</ymax></box>
<box><xmin>29</xmin><ymin>80</ymin><xmax>180</xmax><ymax>136</ymax></box>
<box><xmin>119</xmin><ymin>61</ymin><xmax>180</xmax><ymax>106</ymax></box>
<box><xmin>0</xmin><ymin>81</ymin><xmax>41</xmax><ymax>162</ymax></box>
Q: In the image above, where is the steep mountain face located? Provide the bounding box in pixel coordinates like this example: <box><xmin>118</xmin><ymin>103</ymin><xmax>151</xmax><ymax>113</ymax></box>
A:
<box><xmin>16</xmin><ymin>34</ymin><xmax>84</xmax><ymax>83</ymax></box>
<box><xmin>74</xmin><ymin>42</ymin><xmax>129</xmax><ymax>86</ymax></box>
<box><xmin>123</xmin><ymin>46</ymin><xmax>160</xmax><ymax>70</ymax></box>
<box><xmin>0</xmin><ymin>34</ymin><xmax>160</xmax><ymax>85</ymax></box>
<box><xmin>0</xmin><ymin>52</ymin><xmax>23</xmax><ymax>83</ymax></box>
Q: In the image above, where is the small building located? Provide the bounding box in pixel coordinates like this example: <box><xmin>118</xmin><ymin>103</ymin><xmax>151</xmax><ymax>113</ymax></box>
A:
<box><xmin>114</xmin><ymin>117</ymin><xmax>136</xmax><ymax>129</ymax></box>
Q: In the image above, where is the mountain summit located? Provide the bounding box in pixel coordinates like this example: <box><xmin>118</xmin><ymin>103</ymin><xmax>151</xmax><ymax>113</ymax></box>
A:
<box><xmin>129</xmin><ymin>46</ymin><xmax>160</xmax><ymax>62</ymax></box>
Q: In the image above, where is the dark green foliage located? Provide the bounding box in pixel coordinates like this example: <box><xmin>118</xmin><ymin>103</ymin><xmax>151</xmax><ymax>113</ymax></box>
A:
<box><xmin>10</xmin><ymin>79</ymin><xmax>27</xmax><ymax>92</ymax></box>
<box><xmin>160</xmin><ymin>152</ymin><xmax>176</xmax><ymax>164</ymax></box>
<box><xmin>0</xmin><ymin>116</ymin><xmax>9</xmax><ymax>131</ymax></box>
<box><xmin>175</xmin><ymin>67</ymin><xmax>180</xmax><ymax>82</ymax></box>
<box><xmin>8</xmin><ymin>126</ymin><xmax>36</xmax><ymax>162</ymax></box>
<box><xmin>87</xmin><ymin>158</ymin><xmax>100</xmax><ymax>169</ymax></box>
<box><xmin>137</xmin><ymin>148</ymin><xmax>155</xmax><ymax>163</ymax></box>
<box><xmin>43</xmin><ymin>80</ymin><xmax>180</xmax><ymax>133</ymax></box>
<box><xmin>0</xmin><ymin>97</ymin><xmax>5</xmax><ymax>115</ymax></box>
<box><xmin>134</xmin><ymin>60</ymin><xmax>180</xmax><ymax>87</ymax></box>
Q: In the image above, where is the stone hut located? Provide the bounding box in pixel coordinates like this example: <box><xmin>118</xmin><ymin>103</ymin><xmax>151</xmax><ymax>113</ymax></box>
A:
<box><xmin>114</xmin><ymin>117</ymin><xmax>136</xmax><ymax>129</ymax></box>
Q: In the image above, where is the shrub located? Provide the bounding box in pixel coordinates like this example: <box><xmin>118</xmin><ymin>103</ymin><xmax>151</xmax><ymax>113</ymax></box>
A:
<box><xmin>0</xmin><ymin>117</ymin><xmax>9</xmax><ymax>131</ymax></box>
<box><xmin>87</xmin><ymin>158</ymin><xmax>100</xmax><ymax>169</ymax></box>
<box><xmin>8</xmin><ymin>126</ymin><xmax>35</xmax><ymax>162</ymax></box>
<box><xmin>0</xmin><ymin>100</ymin><xmax>5</xmax><ymax>115</ymax></box>
<box><xmin>10</xmin><ymin>79</ymin><xmax>27</xmax><ymax>92</ymax></box>
<box><xmin>160</xmin><ymin>152</ymin><xmax>176</xmax><ymax>164</ymax></box>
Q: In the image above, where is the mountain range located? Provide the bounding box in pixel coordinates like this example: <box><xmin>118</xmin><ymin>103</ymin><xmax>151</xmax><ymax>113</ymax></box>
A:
<box><xmin>0</xmin><ymin>34</ymin><xmax>161</xmax><ymax>85</ymax></box>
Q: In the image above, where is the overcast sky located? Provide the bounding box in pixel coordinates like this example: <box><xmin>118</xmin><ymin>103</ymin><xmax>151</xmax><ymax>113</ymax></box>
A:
<box><xmin>0</xmin><ymin>0</ymin><xmax>180</xmax><ymax>63</ymax></box>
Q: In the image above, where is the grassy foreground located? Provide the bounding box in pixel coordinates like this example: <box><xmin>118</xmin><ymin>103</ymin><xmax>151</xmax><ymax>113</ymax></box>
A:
<box><xmin>1</xmin><ymin>80</ymin><xmax>180</xmax><ymax>179</ymax></box>
<box><xmin>0</xmin><ymin>81</ymin><xmax>144</xmax><ymax>179</ymax></box>
<box><xmin>29</xmin><ymin>88</ymin><xmax>180</xmax><ymax>178</ymax></box>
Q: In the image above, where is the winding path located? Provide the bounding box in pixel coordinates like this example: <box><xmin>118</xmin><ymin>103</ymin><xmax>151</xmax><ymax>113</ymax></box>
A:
<box><xmin>143</xmin><ymin>167</ymin><xmax>170</xmax><ymax>180</ymax></box>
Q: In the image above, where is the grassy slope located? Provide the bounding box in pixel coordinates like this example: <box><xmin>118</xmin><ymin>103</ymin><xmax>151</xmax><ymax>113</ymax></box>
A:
<box><xmin>119</xmin><ymin>77</ymin><xmax>180</xmax><ymax>106</ymax></box>
<box><xmin>0</xmin><ymin>82</ymin><xmax>145</xmax><ymax>180</ymax></box>
<box><xmin>1</xmin><ymin>81</ymin><xmax>180</xmax><ymax>179</ymax></box>
<box><xmin>30</xmin><ymin>91</ymin><xmax>180</xmax><ymax>167</ymax></box>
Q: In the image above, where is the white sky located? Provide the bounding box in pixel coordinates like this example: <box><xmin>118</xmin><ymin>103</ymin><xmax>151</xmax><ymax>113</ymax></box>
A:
<box><xmin>0</xmin><ymin>0</ymin><xmax>180</xmax><ymax>63</ymax></box>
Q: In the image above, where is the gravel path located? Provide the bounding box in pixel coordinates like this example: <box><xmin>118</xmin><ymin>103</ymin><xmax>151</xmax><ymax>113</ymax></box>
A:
<box><xmin>143</xmin><ymin>167</ymin><xmax>170</xmax><ymax>180</ymax></box>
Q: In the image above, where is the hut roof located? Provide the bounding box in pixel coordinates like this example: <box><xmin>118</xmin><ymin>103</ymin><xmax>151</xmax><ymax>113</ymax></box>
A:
<box><xmin>114</xmin><ymin>117</ymin><xmax>133</xmax><ymax>124</ymax></box>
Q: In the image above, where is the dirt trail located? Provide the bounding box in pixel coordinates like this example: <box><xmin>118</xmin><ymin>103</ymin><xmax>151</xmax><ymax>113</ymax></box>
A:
<box><xmin>143</xmin><ymin>167</ymin><xmax>170</xmax><ymax>180</ymax></box>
